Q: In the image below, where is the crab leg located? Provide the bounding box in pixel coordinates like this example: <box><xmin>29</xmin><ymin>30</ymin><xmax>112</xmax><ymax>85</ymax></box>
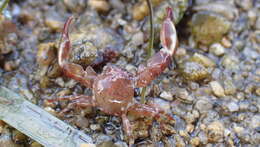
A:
<box><xmin>59</xmin><ymin>16</ymin><xmax>97</xmax><ymax>88</ymax></box>
<box><xmin>122</xmin><ymin>114</ymin><xmax>134</xmax><ymax>146</ymax></box>
<box><xmin>128</xmin><ymin>103</ymin><xmax>175</xmax><ymax>124</ymax></box>
<box><xmin>136</xmin><ymin>7</ymin><xmax>178</xmax><ymax>87</ymax></box>
<box><xmin>48</xmin><ymin>95</ymin><xmax>96</xmax><ymax>115</ymax></box>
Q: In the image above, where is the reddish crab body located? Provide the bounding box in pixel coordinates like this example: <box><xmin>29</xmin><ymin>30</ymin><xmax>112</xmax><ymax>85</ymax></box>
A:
<box><xmin>50</xmin><ymin>8</ymin><xmax>178</xmax><ymax>145</ymax></box>
<box><xmin>93</xmin><ymin>65</ymin><xmax>134</xmax><ymax>116</ymax></box>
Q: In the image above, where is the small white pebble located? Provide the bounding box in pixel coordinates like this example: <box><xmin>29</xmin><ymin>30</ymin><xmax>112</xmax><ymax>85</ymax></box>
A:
<box><xmin>227</xmin><ymin>102</ymin><xmax>239</xmax><ymax>112</ymax></box>
<box><xmin>233</xmin><ymin>126</ymin><xmax>244</xmax><ymax>134</ymax></box>
<box><xmin>210</xmin><ymin>81</ymin><xmax>225</xmax><ymax>97</ymax></box>
<box><xmin>221</xmin><ymin>37</ymin><xmax>232</xmax><ymax>48</ymax></box>
<box><xmin>90</xmin><ymin>124</ymin><xmax>101</xmax><ymax>131</ymax></box>
<box><xmin>209</xmin><ymin>43</ymin><xmax>225</xmax><ymax>56</ymax></box>
<box><xmin>125</xmin><ymin>64</ymin><xmax>136</xmax><ymax>73</ymax></box>
<box><xmin>55</xmin><ymin>77</ymin><xmax>65</xmax><ymax>87</ymax></box>
<box><xmin>131</xmin><ymin>32</ymin><xmax>144</xmax><ymax>46</ymax></box>
<box><xmin>224</xmin><ymin>129</ymin><xmax>231</xmax><ymax>137</ymax></box>
<box><xmin>160</xmin><ymin>91</ymin><xmax>173</xmax><ymax>101</ymax></box>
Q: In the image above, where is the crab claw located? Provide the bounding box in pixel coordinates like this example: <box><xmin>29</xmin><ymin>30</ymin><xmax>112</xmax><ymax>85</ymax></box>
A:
<box><xmin>58</xmin><ymin>16</ymin><xmax>74</xmax><ymax>66</ymax></box>
<box><xmin>135</xmin><ymin>7</ymin><xmax>178</xmax><ymax>87</ymax></box>
<box><xmin>58</xmin><ymin>16</ymin><xmax>97</xmax><ymax>88</ymax></box>
<box><xmin>160</xmin><ymin>7</ymin><xmax>178</xmax><ymax>56</ymax></box>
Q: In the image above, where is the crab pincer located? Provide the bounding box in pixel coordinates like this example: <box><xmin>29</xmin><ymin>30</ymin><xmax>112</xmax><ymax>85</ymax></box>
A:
<box><xmin>58</xmin><ymin>16</ymin><xmax>97</xmax><ymax>88</ymax></box>
<box><xmin>135</xmin><ymin>7</ymin><xmax>178</xmax><ymax>87</ymax></box>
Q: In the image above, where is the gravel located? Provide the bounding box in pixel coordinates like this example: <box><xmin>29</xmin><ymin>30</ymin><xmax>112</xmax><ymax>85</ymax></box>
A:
<box><xmin>0</xmin><ymin>0</ymin><xmax>259</xmax><ymax>146</ymax></box>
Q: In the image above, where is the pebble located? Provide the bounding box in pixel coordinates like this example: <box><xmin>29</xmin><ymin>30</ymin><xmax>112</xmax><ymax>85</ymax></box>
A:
<box><xmin>88</xmin><ymin>0</ymin><xmax>110</xmax><ymax>13</ymax></box>
<box><xmin>90</xmin><ymin>124</ymin><xmax>101</xmax><ymax>131</ymax></box>
<box><xmin>198</xmin><ymin>131</ymin><xmax>208</xmax><ymax>144</ymax></box>
<box><xmin>63</xmin><ymin>0</ymin><xmax>86</xmax><ymax>13</ymax></box>
<box><xmin>255</xmin><ymin>87</ymin><xmax>260</xmax><ymax>96</ymax></box>
<box><xmin>114</xmin><ymin>141</ymin><xmax>128</xmax><ymax>147</ymax></box>
<box><xmin>74</xmin><ymin>116</ymin><xmax>89</xmax><ymax>129</ymax></box>
<box><xmin>175</xmin><ymin>135</ymin><xmax>185</xmax><ymax>147</ymax></box>
<box><xmin>190</xmin><ymin>53</ymin><xmax>216</xmax><ymax>68</ymax></box>
<box><xmin>131</xmin><ymin>32</ymin><xmax>144</xmax><ymax>46</ymax></box>
<box><xmin>221</xmin><ymin>37</ymin><xmax>232</xmax><ymax>48</ymax></box>
<box><xmin>224</xmin><ymin>80</ymin><xmax>236</xmax><ymax>95</ymax></box>
<box><xmin>239</xmin><ymin>100</ymin><xmax>250</xmax><ymax>111</ymax></box>
<box><xmin>210</xmin><ymin>81</ymin><xmax>225</xmax><ymax>97</ymax></box>
<box><xmin>243</xmin><ymin>47</ymin><xmax>258</xmax><ymax>60</ymax></box>
<box><xmin>193</xmin><ymin>2</ymin><xmax>238</xmax><ymax>20</ymax></box>
<box><xmin>179</xmin><ymin>130</ymin><xmax>189</xmax><ymax>139</ymax></box>
<box><xmin>190</xmin><ymin>137</ymin><xmax>200</xmax><ymax>146</ymax></box>
<box><xmin>55</xmin><ymin>77</ymin><xmax>65</xmax><ymax>87</ymax></box>
<box><xmin>185</xmin><ymin>112</ymin><xmax>197</xmax><ymax>124</ymax></box>
<box><xmin>150</xmin><ymin>123</ymin><xmax>162</xmax><ymax>142</ymax></box>
<box><xmin>175</xmin><ymin>47</ymin><xmax>187</xmax><ymax>57</ymax></box>
<box><xmin>180</xmin><ymin>61</ymin><xmax>211</xmax><ymax>81</ymax></box>
<box><xmin>186</xmin><ymin>124</ymin><xmax>194</xmax><ymax>133</ymax></box>
<box><xmin>132</xmin><ymin>1</ymin><xmax>149</xmax><ymax>21</ymax></box>
<box><xmin>160</xmin><ymin>91</ymin><xmax>173</xmax><ymax>101</ymax></box>
<box><xmin>224</xmin><ymin>129</ymin><xmax>231</xmax><ymax>137</ymax></box>
<box><xmin>227</xmin><ymin>102</ymin><xmax>239</xmax><ymax>112</ymax></box>
<box><xmin>148</xmin><ymin>98</ymin><xmax>171</xmax><ymax>113</ymax></box>
<box><xmin>195</xmin><ymin>98</ymin><xmax>213</xmax><ymax>113</ymax></box>
<box><xmin>37</xmin><ymin>42</ymin><xmax>55</xmax><ymax>67</ymax></box>
<box><xmin>233</xmin><ymin>38</ymin><xmax>245</xmax><ymax>51</ymax></box>
<box><xmin>110</xmin><ymin>0</ymin><xmax>124</xmax><ymax>11</ymax></box>
<box><xmin>206</xmin><ymin>121</ymin><xmax>224</xmax><ymax>143</ymax></box>
<box><xmin>125</xmin><ymin>64</ymin><xmax>136</xmax><ymax>74</ymax></box>
<box><xmin>236</xmin><ymin>92</ymin><xmax>245</xmax><ymax>100</ymax></box>
<box><xmin>233</xmin><ymin>125</ymin><xmax>244</xmax><ymax>134</ymax></box>
<box><xmin>248</xmin><ymin>9</ymin><xmax>257</xmax><ymax>27</ymax></box>
<box><xmin>221</xmin><ymin>55</ymin><xmax>239</xmax><ymax>70</ymax></box>
<box><xmin>95</xmin><ymin>134</ymin><xmax>114</xmax><ymax>147</ymax></box>
<box><xmin>4</xmin><ymin>61</ymin><xmax>17</xmax><ymax>71</ymax></box>
<box><xmin>191</xmin><ymin>11</ymin><xmax>231</xmax><ymax>45</ymax></box>
<box><xmin>235</xmin><ymin>0</ymin><xmax>253</xmax><ymax>11</ymax></box>
<box><xmin>44</xmin><ymin>107</ymin><xmax>58</xmax><ymax>116</ymax></box>
<box><xmin>175</xmin><ymin>88</ymin><xmax>194</xmax><ymax>104</ymax></box>
<box><xmin>70</xmin><ymin>41</ymin><xmax>98</xmax><ymax>66</ymax></box>
<box><xmin>44</xmin><ymin>17</ymin><xmax>63</xmax><ymax>32</ymax></box>
<box><xmin>232</xmin><ymin>14</ymin><xmax>249</xmax><ymax>33</ymax></box>
<box><xmin>248</xmin><ymin>104</ymin><xmax>258</xmax><ymax>113</ymax></box>
<box><xmin>209</xmin><ymin>43</ymin><xmax>225</xmax><ymax>56</ymax></box>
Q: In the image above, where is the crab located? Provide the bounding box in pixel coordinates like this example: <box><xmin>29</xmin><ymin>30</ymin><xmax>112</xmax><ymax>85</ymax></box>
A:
<box><xmin>49</xmin><ymin>7</ymin><xmax>178</xmax><ymax>145</ymax></box>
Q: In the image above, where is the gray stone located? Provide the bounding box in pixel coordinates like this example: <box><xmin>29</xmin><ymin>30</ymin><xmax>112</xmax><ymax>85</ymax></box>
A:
<box><xmin>227</xmin><ymin>102</ymin><xmax>239</xmax><ymax>112</ymax></box>
<box><xmin>209</xmin><ymin>43</ymin><xmax>225</xmax><ymax>56</ymax></box>
<box><xmin>195</xmin><ymin>98</ymin><xmax>213</xmax><ymax>113</ymax></box>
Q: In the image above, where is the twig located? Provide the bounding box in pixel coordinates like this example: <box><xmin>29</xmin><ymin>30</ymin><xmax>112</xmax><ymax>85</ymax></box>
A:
<box><xmin>140</xmin><ymin>0</ymin><xmax>154</xmax><ymax>104</ymax></box>
<box><xmin>145</xmin><ymin>0</ymin><xmax>154</xmax><ymax>58</ymax></box>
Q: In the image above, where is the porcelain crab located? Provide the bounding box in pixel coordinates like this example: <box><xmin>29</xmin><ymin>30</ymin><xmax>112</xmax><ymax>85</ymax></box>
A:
<box><xmin>49</xmin><ymin>7</ymin><xmax>178</xmax><ymax>145</ymax></box>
